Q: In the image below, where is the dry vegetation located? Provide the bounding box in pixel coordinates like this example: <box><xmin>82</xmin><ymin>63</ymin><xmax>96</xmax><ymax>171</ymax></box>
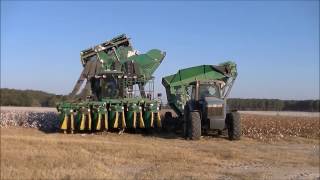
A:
<box><xmin>1</xmin><ymin>128</ymin><xmax>319</xmax><ymax>180</ymax></box>
<box><xmin>0</xmin><ymin>107</ymin><xmax>319</xmax><ymax>179</ymax></box>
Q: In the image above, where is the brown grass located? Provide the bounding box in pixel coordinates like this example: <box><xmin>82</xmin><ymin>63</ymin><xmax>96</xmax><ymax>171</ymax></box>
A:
<box><xmin>1</xmin><ymin>127</ymin><xmax>319</xmax><ymax>180</ymax></box>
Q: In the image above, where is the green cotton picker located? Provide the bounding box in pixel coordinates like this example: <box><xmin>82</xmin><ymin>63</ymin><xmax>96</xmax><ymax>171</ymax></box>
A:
<box><xmin>57</xmin><ymin>34</ymin><xmax>165</xmax><ymax>133</ymax></box>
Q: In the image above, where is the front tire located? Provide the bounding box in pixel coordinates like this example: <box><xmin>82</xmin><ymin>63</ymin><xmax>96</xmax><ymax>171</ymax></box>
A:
<box><xmin>190</xmin><ymin>111</ymin><xmax>201</xmax><ymax>140</ymax></box>
<box><xmin>226</xmin><ymin>112</ymin><xmax>241</xmax><ymax>140</ymax></box>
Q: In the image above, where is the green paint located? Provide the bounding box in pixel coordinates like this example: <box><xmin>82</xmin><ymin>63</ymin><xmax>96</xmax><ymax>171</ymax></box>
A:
<box><xmin>57</xmin><ymin>34</ymin><xmax>165</xmax><ymax>131</ymax></box>
<box><xmin>162</xmin><ymin>62</ymin><xmax>237</xmax><ymax>116</ymax></box>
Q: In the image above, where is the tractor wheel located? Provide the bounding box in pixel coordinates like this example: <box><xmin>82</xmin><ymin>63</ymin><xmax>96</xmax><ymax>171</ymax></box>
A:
<box><xmin>226</xmin><ymin>112</ymin><xmax>241</xmax><ymax>140</ymax></box>
<box><xmin>190</xmin><ymin>111</ymin><xmax>201</xmax><ymax>140</ymax></box>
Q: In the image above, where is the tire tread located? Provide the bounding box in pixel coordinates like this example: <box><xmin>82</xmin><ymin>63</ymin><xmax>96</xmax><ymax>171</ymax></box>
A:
<box><xmin>190</xmin><ymin>111</ymin><xmax>201</xmax><ymax>140</ymax></box>
<box><xmin>227</xmin><ymin>112</ymin><xmax>241</xmax><ymax>140</ymax></box>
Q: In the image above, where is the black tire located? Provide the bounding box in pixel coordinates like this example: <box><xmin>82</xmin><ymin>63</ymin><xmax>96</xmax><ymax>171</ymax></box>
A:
<box><xmin>190</xmin><ymin>111</ymin><xmax>201</xmax><ymax>140</ymax></box>
<box><xmin>226</xmin><ymin>112</ymin><xmax>241</xmax><ymax>140</ymax></box>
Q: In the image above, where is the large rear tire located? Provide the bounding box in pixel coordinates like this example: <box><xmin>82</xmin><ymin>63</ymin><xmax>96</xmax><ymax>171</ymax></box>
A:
<box><xmin>190</xmin><ymin>111</ymin><xmax>201</xmax><ymax>140</ymax></box>
<box><xmin>226</xmin><ymin>112</ymin><xmax>241</xmax><ymax>140</ymax></box>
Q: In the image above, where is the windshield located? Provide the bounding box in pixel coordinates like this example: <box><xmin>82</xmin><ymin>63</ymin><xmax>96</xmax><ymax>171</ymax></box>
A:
<box><xmin>199</xmin><ymin>84</ymin><xmax>220</xmax><ymax>99</ymax></box>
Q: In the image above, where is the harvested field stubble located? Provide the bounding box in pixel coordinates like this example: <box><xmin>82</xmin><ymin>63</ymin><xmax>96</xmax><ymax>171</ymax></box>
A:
<box><xmin>241</xmin><ymin>114</ymin><xmax>320</xmax><ymax>141</ymax></box>
<box><xmin>2</xmin><ymin>128</ymin><xmax>319</xmax><ymax>180</ymax></box>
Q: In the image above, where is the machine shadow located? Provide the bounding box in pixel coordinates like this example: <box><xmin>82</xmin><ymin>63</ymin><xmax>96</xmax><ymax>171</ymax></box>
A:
<box><xmin>137</xmin><ymin>129</ymin><xmax>183</xmax><ymax>140</ymax></box>
<box><xmin>32</xmin><ymin>112</ymin><xmax>61</xmax><ymax>134</ymax></box>
<box><xmin>37</xmin><ymin>114</ymin><xmax>229</xmax><ymax>141</ymax></box>
<box><xmin>38</xmin><ymin>125</ymin><xmax>60</xmax><ymax>134</ymax></box>
<box><xmin>38</xmin><ymin>126</ymin><xmax>230</xmax><ymax>141</ymax></box>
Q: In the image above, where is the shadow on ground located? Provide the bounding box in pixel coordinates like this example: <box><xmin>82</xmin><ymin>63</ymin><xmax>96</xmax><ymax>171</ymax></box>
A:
<box><xmin>37</xmin><ymin>114</ymin><xmax>229</xmax><ymax>140</ymax></box>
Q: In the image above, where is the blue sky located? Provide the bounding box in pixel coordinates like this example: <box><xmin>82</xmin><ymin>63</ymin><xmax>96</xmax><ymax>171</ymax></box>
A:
<box><xmin>1</xmin><ymin>1</ymin><xmax>319</xmax><ymax>100</ymax></box>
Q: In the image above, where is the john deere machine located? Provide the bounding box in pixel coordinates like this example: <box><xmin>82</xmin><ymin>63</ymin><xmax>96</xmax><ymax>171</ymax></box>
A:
<box><xmin>57</xmin><ymin>34</ymin><xmax>165</xmax><ymax>133</ymax></box>
<box><xmin>56</xmin><ymin>34</ymin><xmax>240</xmax><ymax>140</ymax></box>
<box><xmin>162</xmin><ymin>62</ymin><xmax>240</xmax><ymax>140</ymax></box>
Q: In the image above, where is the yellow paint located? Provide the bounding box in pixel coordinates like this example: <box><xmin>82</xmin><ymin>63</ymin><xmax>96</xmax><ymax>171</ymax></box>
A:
<box><xmin>61</xmin><ymin>114</ymin><xmax>68</xmax><ymax>130</ymax></box>
<box><xmin>114</xmin><ymin>112</ymin><xmax>119</xmax><ymax>128</ymax></box>
<box><xmin>133</xmin><ymin>111</ymin><xmax>137</xmax><ymax>128</ymax></box>
<box><xmin>139</xmin><ymin>111</ymin><xmax>145</xmax><ymax>128</ymax></box>
<box><xmin>157</xmin><ymin>112</ymin><xmax>162</xmax><ymax>128</ymax></box>
<box><xmin>96</xmin><ymin>113</ymin><xmax>101</xmax><ymax>130</ymax></box>
<box><xmin>104</xmin><ymin>112</ymin><xmax>108</xmax><ymax>130</ymax></box>
<box><xmin>88</xmin><ymin>112</ymin><xmax>92</xmax><ymax>130</ymax></box>
<box><xmin>150</xmin><ymin>112</ymin><xmax>154</xmax><ymax>128</ymax></box>
<box><xmin>80</xmin><ymin>113</ymin><xmax>85</xmax><ymax>130</ymax></box>
<box><xmin>121</xmin><ymin>111</ymin><xmax>126</xmax><ymax>128</ymax></box>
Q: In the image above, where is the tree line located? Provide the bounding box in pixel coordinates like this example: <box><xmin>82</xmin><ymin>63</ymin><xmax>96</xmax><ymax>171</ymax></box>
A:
<box><xmin>227</xmin><ymin>98</ymin><xmax>319</xmax><ymax>112</ymax></box>
<box><xmin>0</xmin><ymin>88</ymin><xmax>67</xmax><ymax>107</ymax></box>
<box><xmin>1</xmin><ymin>88</ymin><xmax>319</xmax><ymax>112</ymax></box>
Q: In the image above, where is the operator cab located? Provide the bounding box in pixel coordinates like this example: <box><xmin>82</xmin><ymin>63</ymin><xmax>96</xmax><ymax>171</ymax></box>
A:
<box><xmin>186</xmin><ymin>80</ymin><xmax>227</xmax><ymax>133</ymax></box>
<box><xmin>188</xmin><ymin>80</ymin><xmax>223</xmax><ymax>101</ymax></box>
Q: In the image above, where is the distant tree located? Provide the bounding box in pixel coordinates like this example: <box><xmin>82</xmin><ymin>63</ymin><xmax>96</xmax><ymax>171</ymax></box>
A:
<box><xmin>0</xmin><ymin>88</ymin><xmax>66</xmax><ymax>107</ymax></box>
<box><xmin>227</xmin><ymin>98</ymin><xmax>319</xmax><ymax>112</ymax></box>
<box><xmin>1</xmin><ymin>88</ymin><xmax>319</xmax><ymax>111</ymax></box>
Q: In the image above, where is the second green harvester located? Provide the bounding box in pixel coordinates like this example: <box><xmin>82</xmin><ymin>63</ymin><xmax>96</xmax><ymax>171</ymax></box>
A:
<box><xmin>162</xmin><ymin>62</ymin><xmax>240</xmax><ymax>140</ymax></box>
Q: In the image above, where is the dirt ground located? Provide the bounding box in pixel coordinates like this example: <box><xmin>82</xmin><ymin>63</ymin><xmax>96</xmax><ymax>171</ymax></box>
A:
<box><xmin>1</xmin><ymin>127</ymin><xmax>319</xmax><ymax>180</ymax></box>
